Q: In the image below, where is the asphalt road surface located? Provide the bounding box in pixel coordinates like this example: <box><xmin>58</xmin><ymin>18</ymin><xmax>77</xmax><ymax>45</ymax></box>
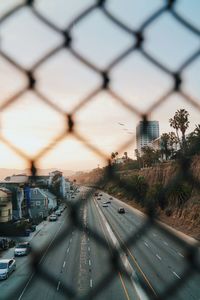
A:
<box><xmin>0</xmin><ymin>187</ymin><xmax>199</xmax><ymax>300</ymax></box>
<box><xmin>95</xmin><ymin>189</ymin><xmax>200</xmax><ymax>300</ymax></box>
<box><xmin>0</xmin><ymin>188</ymin><xmax>138</xmax><ymax>300</ymax></box>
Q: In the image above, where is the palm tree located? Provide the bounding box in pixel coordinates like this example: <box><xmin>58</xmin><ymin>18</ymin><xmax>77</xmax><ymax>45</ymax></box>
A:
<box><xmin>124</xmin><ymin>151</ymin><xmax>128</xmax><ymax>160</ymax></box>
<box><xmin>169</xmin><ymin>109</ymin><xmax>189</xmax><ymax>149</ymax></box>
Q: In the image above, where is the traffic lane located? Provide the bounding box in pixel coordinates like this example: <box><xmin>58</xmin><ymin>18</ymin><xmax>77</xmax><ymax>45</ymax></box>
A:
<box><xmin>87</xmin><ymin>197</ymin><xmax>139</xmax><ymax>300</ymax></box>
<box><xmin>20</xmin><ymin>227</ymin><xmax>81</xmax><ymax>300</ymax></box>
<box><xmin>107</xmin><ymin>198</ymin><xmax>200</xmax><ymax>299</ymax></box>
<box><xmin>0</xmin><ymin>211</ymin><xmax>70</xmax><ymax>300</ymax></box>
<box><xmin>16</xmin><ymin>195</ymin><xmax>89</xmax><ymax>300</ymax></box>
<box><xmin>100</xmin><ymin>192</ymin><xmax>199</xmax><ymax>268</ymax></box>
<box><xmin>103</xmin><ymin>202</ymin><xmax>200</xmax><ymax>299</ymax></box>
<box><xmin>99</xmin><ymin>201</ymin><xmax>200</xmax><ymax>299</ymax></box>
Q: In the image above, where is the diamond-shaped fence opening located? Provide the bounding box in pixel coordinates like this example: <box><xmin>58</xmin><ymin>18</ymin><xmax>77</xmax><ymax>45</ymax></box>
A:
<box><xmin>111</xmin><ymin>51</ymin><xmax>173</xmax><ymax>112</ymax></box>
<box><xmin>35</xmin><ymin>49</ymin><xmax>101</xmax><ymax>113</ymax></box>
<box><xmin>0</xmin><ymin>1</ymin><xmax>200</xmax><ymax>300</ymax></box>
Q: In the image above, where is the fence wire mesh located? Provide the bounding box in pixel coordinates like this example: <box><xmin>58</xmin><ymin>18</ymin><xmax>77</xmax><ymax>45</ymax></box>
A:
<box><xmin>0</xmin><ymin>0</ymin><xmax>200</xmax><ymax>299</ymax></box>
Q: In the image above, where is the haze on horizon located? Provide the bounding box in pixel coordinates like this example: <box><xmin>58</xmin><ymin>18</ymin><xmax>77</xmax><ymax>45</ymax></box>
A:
<box><xmin>0</xmin><ymin>0</ymin><xmax>200</xmax><ymax>172</ymax></box>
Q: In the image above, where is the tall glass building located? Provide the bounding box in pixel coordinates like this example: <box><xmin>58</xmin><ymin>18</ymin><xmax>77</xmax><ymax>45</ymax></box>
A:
<box><xmin>136</xmin><ymin>121</ymin><xmax>159</xmax><ymax>154</ymax></box>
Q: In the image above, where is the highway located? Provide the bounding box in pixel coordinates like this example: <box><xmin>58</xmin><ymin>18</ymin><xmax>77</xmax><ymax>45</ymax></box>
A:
<box><xmin>95</xmin><ymin>189</ymin><xmax>200</xmax><ymax>300</ymax></box>
<box><xmin>0</xmin><ymin>188</ymin><xmax>139</xmax><ymax>300</ymax></box>
<box><xmin>0</xmin><ymin>186</ymin><xmax>199</xmax><ymax>299</ymax></box>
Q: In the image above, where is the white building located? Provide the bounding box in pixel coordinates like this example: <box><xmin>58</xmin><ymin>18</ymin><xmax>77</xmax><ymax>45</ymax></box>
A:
<box><xmin>0</xmin><ymin>188</ymin><xmax>12</xmax><ymax>223</ymax></box>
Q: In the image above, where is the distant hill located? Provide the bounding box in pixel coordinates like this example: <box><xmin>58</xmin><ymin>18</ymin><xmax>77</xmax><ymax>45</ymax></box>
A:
<box><xmin>0</xmin><ymin>168</ymin><xmax>75</xmax><ymax>180</ymax></box>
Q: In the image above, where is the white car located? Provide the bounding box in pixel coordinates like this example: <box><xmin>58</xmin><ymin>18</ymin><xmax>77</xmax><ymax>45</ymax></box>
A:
<box><xmin>14</xmin><ymin>242</ymin><xmax>31</xmax><ymax>256</ymax></box>
<box><xmin>55</xmin><ymin>210</ymin><xmax>61</xmax><ymax>216</ymax></box>
<box><xmin>0</xmin><ymin>259</ymin><xmax>16</xmax><ymax>280</ymax></box>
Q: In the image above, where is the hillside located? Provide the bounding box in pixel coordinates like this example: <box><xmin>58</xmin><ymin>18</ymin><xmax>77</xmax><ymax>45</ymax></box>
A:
<box><xmin>75</xmin><ymin>157</ymin><xmax>200</xmax><ymax>240</ymax></box>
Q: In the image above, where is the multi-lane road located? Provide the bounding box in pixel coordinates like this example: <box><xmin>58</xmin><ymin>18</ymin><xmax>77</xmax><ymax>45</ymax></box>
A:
<box><xmin>0</xmin><ymin>187</ymin><xmax>200</xmax><ymax>300</ymax></box>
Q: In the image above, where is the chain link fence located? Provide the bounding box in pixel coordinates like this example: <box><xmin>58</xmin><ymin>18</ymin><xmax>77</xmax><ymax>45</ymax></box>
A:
<box><xmin>0</xmin><ymin>0</ymin><xmax>200</xmax><ymax>299</ymax></box>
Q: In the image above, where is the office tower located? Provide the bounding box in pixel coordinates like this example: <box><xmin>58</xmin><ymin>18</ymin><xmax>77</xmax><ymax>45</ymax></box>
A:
<box><xmin>136</xmin><ymin>120</ymin><xmax>159</xmax><ymax>154</ymax></box>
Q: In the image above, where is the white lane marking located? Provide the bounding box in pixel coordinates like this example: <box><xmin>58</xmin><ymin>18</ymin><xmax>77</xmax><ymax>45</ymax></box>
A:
<box><xmin>89</xmin><ymin>259</ymin><xmax>91</xmax><ymax>266</ymax></box>
<box><xmin>18</xmin><ymin>221</ymin><xmax>64</xmax><ymax>300</ymax></box>
<box><xmin>57</xmin><ymin>281</ymin><xmax>61</xmax><ymax>291</ymax></box>
<box><xmin>67</xmin><ymin>248</ymin><xmax>70</xmax><ymax>253</ymax></box>
<box><xmin>144</xmin><ymin>242</ymin><xmax>149</xmax><ymax>248</ymax></box>
<box><xmin>88</xmin><ymin>247</ymin><xmax>90</xmax><ymax>252</ymax></box>
<box><xmin>178</xmin><ymin>252</ymin><xmax>184</xmax><ymax>258</ymax></box>
<box><xmin>172</xmin><ymin>271</ymin><xmax>181</xmax><ymax>279</ymax></box>
<box><xmin>90</xmin><ymin>279</ymin><xmax>93</xmax><ymax>288</ymax></box>
<box><xmin>88</xmin><ymin>237</ymin><xmax>90</xmax><ymax>241</ymax></box>
<box><xmin>95</xmin><ymin>198</ymin><xmax>149</xmax><ymax>300</ymax></box>
<box><xmin>63</xmin><ymin>261</ymin><xmax>66</xmax><ymax>268</ymax></box>
<box><xmin>156</xmin><ymin>254</ymin><xmax>162</xmax><ymax>261</ymax></box>
<box><xmin>70</xmin><ymin>238</ymin><xmax>72</xmax><ymax>243</ymax></box>
<box><xmin>163</xmin><ymin>241</ymin><xmax>168</xmax><ymax>246</ymax></box>
<box><xmin>18</xmin><ymin>273</ymin><xmax>34</xmax><ymax>300</ymax></box>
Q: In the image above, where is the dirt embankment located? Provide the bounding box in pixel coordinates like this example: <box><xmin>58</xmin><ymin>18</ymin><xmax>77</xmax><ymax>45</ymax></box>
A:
<box><xmin>76</xmin><ymin>158</ymin><xmax>200</xmax><ymax>240</ymax></box>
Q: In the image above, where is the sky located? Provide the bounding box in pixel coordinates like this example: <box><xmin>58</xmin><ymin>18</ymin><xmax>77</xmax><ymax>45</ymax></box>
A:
<box><xmin>0</xmin><ymin>0</ymin><xmax>200</xmax><ymax>172</ymax></box>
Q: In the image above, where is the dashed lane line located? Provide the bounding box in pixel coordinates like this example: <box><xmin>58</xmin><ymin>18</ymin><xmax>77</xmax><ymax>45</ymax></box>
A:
<box><xmin>172</xmin><ymin>271</ymin><xmax>181</xmax><ymax>279</ymax></box>
<box><xmin>156</xmin><ymin>254</ymin><xmax>162</xmax><ymax>261</ymax></box>
<box><xmin>57</xmin><ymin>281</ymin><xmax>61</xmax><ymax>291</ymax></box>
<box><xmin>90</xmin><ymin>279</ymin><xmax>93</xmax><ymax>288</ymax></box>
<box><xmin>178</xmin><ymin>252</ymin><xmax>184</xmax><ymax>258</ymax></box>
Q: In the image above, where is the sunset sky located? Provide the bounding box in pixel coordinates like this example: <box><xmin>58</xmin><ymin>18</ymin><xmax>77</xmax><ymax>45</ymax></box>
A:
<box><xmin>0</xmin><ymin>0</ymin><xmax>200</xmax><ymax>172</ymax></box>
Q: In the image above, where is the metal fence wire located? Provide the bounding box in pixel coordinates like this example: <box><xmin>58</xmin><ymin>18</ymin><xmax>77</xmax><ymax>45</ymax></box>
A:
<box><xmin>0</xmin><ymin>0</ymin><xmax>200</xmax><ymax>299</ymax></box>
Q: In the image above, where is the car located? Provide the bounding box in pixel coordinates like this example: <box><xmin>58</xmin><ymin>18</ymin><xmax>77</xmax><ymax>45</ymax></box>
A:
<box><xmin>102</xmin><ymin>204</ymin><xmax>108</xmax><ymax>207</ymax></box>
<box><xmin>97</xmin><ymin>197</ymin><xmax>101</xmax><ymax>200</ymax></box>
<box><xmin>23</xmin><ymin>229</ymin><xmax>32</xmax><ymax>237</ymax></box>
<box><xmin>109</xmin><ymin>197</ymin><xmax>113</xmax><ymax>200</ymax></box>
<box><xmin>30</xmin><ymin>225</ymin><xmax>37</xmax><ymax>232</ymax></box>
<box><xmin>118</xmin><ymin>207</ymin><xmax>125</xmax><ymax>214</ymax></box>
<box><xmin>0</xmin><ymin>259</ymin><xmax>16</xmax><ymax>280</ymax></box>
<box><xmin>99</xmin><ymin>194</ymin><xmax>103</xmax><ymax>196</ymax></box>
<box><xmin>49</xmin><ymin>214</ymin><xmax>57</xmax><ymax>222</ymax></box>
<box><xmin>14</xmin><ymin>242</ymin><xmax>31</xmax><ymax>256</ymax></box>
<box><xmin>95</xmin><ymin>193</ymin><xmax>98</xmax><ymax>196</ymax></box>
<box><xmin>55</xmin><ymin>210</ymin><xmax>61</xmax><ymax>216</ymax></box>
<box><xmin>103</xmin><ymin>201</ymin><xmax>111</xmax><ymax>204</ymax></box>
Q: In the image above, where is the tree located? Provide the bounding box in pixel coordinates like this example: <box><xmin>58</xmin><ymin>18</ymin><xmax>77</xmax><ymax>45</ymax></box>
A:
<box><xmin>124</xmin><ymin>151</ymin><xmax>128</xmax><ymax>160</ymax></box>
<box><xmin>161</xmin><ymin>132</ymin><xmax>179</xmax><ymax>160</ymax></box>
<box><xmin>160</xmin><ymin>133</ymin><xmax>171</xmax><ymax>160</ymax></box>
<box><xmin>135</xmin><ymin>149</ymin><xmax>142</xmax><ymax>169</ymax></box>
<box><xmin>187</xmin><ymin>124</ymin><xmax>200</xmax><ymax>155</ymax></box>
<box><xmin>141</xmin><ymin>146</ymin><xmax>159</xmax><ymax>167</ymax></box>
<box><xmin>169</xmin><ymin>109</ymin><xmax>189</xmax><ymax>150</ymax></box>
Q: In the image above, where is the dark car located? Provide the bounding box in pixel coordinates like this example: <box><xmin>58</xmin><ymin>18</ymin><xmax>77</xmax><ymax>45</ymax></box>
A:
<box><xmin>30</xmin><ymin>225</ymin><xmax>37</xmax><ymax>232</ymax></box>
<box><xmin>14</xmin><ymin>242</ymin><xmax>31</xmax><ymax>256</ymax></box>
<box><xmin>23</xmin><ymin>229</ymin><xmax>32</xmax><ymax>237</ymax></box>
<box><xmin>49</xmin><ymin>214</ymin><xmax>57</xmax><ymax>222</ymax></box>
<box><xmin>118</xmin><ymin>207</ymin><xmax>125</xmax><ymax>214</ymax></box>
